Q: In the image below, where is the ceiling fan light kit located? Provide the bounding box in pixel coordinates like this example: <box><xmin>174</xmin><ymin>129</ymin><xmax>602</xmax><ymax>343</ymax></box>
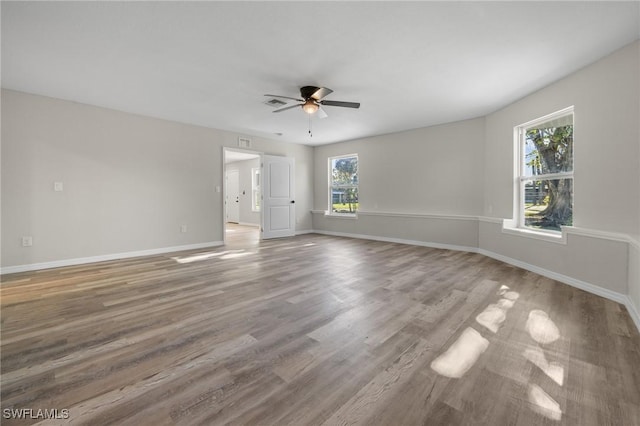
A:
<box><xmin>302</xmin><ymin>99</ymin><xmax>319</xmax><ymax>114</ymax></box>
<box><xmin>265</xmin><ymin>86</ymin><xmax>360</xmax><ymax>137</ymax></box>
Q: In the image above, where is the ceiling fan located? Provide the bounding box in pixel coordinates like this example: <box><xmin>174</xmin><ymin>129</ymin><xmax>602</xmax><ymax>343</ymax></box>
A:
<box><xmin>265</xmin><ymin>86</ymin><xmax>360</xmax><ymax>119</ymax></box>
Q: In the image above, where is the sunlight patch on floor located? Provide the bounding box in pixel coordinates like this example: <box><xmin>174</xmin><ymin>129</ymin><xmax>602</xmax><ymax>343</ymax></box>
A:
<box><xmin>524</xmin><ymin>310</ymin><xmax>564</xmax><ymax>421</ymax></box>
<box><xmin>281</xmin><ymin>243</ymin><xmax>317</xmax><ymax>250</ymax></box>
<box><xmin>475</xmin><ymin>287</ymin><xmax>519</xmax><ymax>333</ymax></box>
<box><xmin>496</xmin><ymin>298</ymin><xmax>515</xmax><ymax>309</ymax></box>
<box><xmin>172</xmin><ymin>250</ymin><xmax>248</xmax><ymax>264</ymax></box>
<box><xmin>430</xmin><ymin>327</ymin><xmax>489</xmax><ymax>378</ymax></box>
<box><xmin>528</xmin><ymin>383</ymin><xmax>562</xmax><ymax>421</ymax></box>
<box><xmin>476</xmin><ymin>304</ymin><xmax>507</xmax><ymax>333</ymax></box>
<box><xmin>431</xmin><ymin>284</ymin><xmax>519</xmax><ymax>379</ymax></box>
<box><xmin>220</xmin><ymin>251</ymin><xmax>252</xmax><ymax>260</ymax></box>
<box><xmin>526</xmin><ymin>310</ymin><xmax>560</xmax><ymax>344</ymax></box>
<box><xmin>523</xmin><ymin>346</ymin><xmax>564</xmax><ymax>386</ymax></box>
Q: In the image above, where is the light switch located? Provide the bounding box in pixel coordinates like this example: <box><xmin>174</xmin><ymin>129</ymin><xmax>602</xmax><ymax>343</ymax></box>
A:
<box><xmin>54</xmin><ymin>182</ymin><xmax>64</xmax><ymax>192</ymax></box>
<box><xmin>215</xmin><ymin>186</ymin><xmax>221</xmax><ymax>193</ymax></box>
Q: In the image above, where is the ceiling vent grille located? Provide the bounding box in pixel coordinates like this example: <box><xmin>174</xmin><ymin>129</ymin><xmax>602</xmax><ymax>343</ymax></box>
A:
<box><xmin>264</xmin><ymin>98</ymin><xmax>287</xmax><ymax>108</ymax></box>
<box><xmin>238</xmin><ymin>137</ymin><xmax>251</xmax><ymax>148</ymax></box>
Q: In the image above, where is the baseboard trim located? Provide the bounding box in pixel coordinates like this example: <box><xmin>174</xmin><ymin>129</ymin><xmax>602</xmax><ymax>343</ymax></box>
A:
<box><xmin>311</xmin><ymin>228</ymin><xmax>640</xmax><ymax>333</ymax></box>
<box><xmin>477</xmin><ymin>253</ymin><xmax>640</xmax><ymax>339</ymax></box>
<box><xmin>476</xmin><ymin>248</ymin><xmax>627</xmax><ymax>304</ymax></box>
<box><xmin>624</xmin><ymin>296</ymin><xmax>640</xmax><ymax>334</ymax></box>
<box><xmin>314</xmin><ymin>229</ymin><xmax>626</xmax><ymax>303</ymax></box>
<box><xmin>0</xmin><ymin>241</ymin><xmax>224</xmax><ymax>275</ymax></box>
<box><xmin>312</xmin><ymin>229</ymin><xmax>478</xmax><ymax>254</ymax></box>
<box><xmin>2</xmin><ymin>229</ymin><xmax>639</xmax><ymax>334</ymax></box>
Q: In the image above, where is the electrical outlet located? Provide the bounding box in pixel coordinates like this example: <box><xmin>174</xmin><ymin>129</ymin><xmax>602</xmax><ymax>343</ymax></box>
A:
<box><xmin>180</xmin><ymin>225</ymin><xmax>187</xmax><ymax>233</ymax></box>
<box><xmin>54</xmin><ymin>181</ymin><xmax>64</xmax><ymax>192</ymax></box>
<box><xmin>22</xmin><ymin>236</ymin><xmax>33</xmax><ymax>247</ymax></box>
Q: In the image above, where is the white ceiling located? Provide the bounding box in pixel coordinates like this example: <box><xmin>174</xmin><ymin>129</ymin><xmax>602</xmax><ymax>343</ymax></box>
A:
<box><xmin>2</xmin><ymin>2</ymin><xmax>639</xmax><ymax>146</ymax></box>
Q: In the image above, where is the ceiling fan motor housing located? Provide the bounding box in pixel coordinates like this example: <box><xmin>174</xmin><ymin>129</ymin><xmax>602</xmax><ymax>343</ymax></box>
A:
<box><xmin>300</xmin><ymin>86</ymin><xmax>321</xmax><ymax>100</ymax></box>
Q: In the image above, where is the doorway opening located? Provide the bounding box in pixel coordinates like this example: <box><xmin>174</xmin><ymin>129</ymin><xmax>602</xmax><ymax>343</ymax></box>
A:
<box><xmin>223</xmin><ymin>148</ymin><xmax>261</xmax><ymax>245</ymax></box>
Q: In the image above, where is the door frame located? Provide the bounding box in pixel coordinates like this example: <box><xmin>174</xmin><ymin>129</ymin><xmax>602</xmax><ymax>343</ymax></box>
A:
<box><xmin>222</xmin><ymin>147</ymin><xmax>263</xmax><ymax>244</ymax></box>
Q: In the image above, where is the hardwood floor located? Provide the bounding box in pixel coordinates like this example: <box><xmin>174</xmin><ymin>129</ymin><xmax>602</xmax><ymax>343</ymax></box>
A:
<box><xmin>1</xmin><ymin>233</ymin><xmax>639</xmax><ymax>425</ymax></box>
<box><xmin>225</xmin><ymin>223</ymin><xmax>259</xmax><ymax>247</ymax></box>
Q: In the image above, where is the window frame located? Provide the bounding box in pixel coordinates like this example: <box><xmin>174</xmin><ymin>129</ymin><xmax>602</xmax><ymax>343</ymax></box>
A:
<box><xmin>514</xmin><ymin>106</ymin><xmax>574</xmax><ymax>234</ymax></box>
<box><xmin>328</xmin><ymin>153</ymin><xmax>359</xmax><ymax>217</ymax></box>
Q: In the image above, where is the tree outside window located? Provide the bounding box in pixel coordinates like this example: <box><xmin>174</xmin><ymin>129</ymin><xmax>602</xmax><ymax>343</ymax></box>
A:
<box><xmin>518</xmin><ymin>108</ymin><xmax>573</xmax><ymax>232</ymax></box>
<box><xmin>329</xmin><ymin>155</ymin><xmax>358</xmax><ymax>215</ymax></box>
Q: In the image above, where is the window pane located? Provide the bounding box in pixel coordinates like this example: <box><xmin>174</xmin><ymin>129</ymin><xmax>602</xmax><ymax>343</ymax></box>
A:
<box><xmin>251</xmin><ymin>168</ymin><xmax>260</xmax><ymax>212</ymax></box>
<box><xmin>524</xmin><ymin>121</ymin><xmax>573</xmax><ymax>176</ymax></box>
<box><xmin>330</xmin><ymin>155</ymin><xmax>358</xmax><ymax>215</ymax></box>
<box><xmin>524</xmin><ymin>178</ymin><xmax>573</xmax><ymax>231</ymax></box>
<box><xmin>253</xmin><ymin>190</ymin><xmax>260</xmax><ymax>210</ymax></box>
<box><xmin>331</xmin><ymin>157</ymin><xmax>358</xmax><ymax>185</ymax></box>
<box><xmin>331</xmin><ymin>186</ymin><xmax>358</xmax><ymax>214</ymax></box>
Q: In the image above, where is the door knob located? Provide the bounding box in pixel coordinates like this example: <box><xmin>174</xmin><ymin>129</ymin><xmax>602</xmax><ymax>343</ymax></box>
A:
<box><xmin>291</xmin><ymin>200</ymin><xmax>295</xmax><ymax>204</ymax></box>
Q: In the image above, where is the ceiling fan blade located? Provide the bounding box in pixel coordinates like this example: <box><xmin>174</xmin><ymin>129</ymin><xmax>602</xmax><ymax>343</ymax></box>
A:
<box><xmin>311</xmin><ymin>87</ymin><xmax>333</xmax><ymax>101</ymax></box>
<box><xmin>272</xmin><ymin>104</ymin><xmax>301</xmax><ymax>113</ymax></box>
<box><xmin>264</xmin><ymin>94</ymin><xmax>303</xmax><ymax>102</ymax></box>
<box><xmin>320</xmin><ymin>100</ymin><xmax>360</xmax><ymax>109</ymax></box>
<box><xmin>317</xmin><ymin>106</ymin><xmax>328</xmax><ymax>119</ymax></box>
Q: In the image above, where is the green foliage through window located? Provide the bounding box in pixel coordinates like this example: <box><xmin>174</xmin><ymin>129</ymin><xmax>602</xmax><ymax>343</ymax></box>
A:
<box><xmin>330</xmin><ymin>155</ymin><xmax>358</xmax><ymax>214</ymax></box>
<box><xmin>519</xmin><ymin>109</ymin><xmax>573</xmax><ymax>231</ymax></box>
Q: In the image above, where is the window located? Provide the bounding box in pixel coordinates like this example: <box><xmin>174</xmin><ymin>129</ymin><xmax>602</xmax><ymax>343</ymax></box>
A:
<box><xmin>329</xmin><ymin>154</ymin><xmax>358</xmax><ymax>215</ymax></box>
<box><xmin>251</xmin><ymin>167</ymin><xmax>260</xmax><ymax>212</ymax></box>
<box><xmin>516</xmin><ymin>107</ymin><xmax>573</xmax><ymax>232</ymax></box>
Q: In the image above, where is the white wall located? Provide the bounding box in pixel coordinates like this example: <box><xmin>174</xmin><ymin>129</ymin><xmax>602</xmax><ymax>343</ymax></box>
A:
<box><xmin>2</xmin><ymin>42</ymin><xmax>638</xmax><ymax>329</ymax></box>
<box><xmin>312</xmin><ymin>118</ymin><xmax>485</xmax><ymax>248</ymax></box>
<box><xmin>226</xmin><ymin>158</ymin><xmax>260</xmax><ymax>226</ymax></box>
<box><xmin>629</xmin><ymin>242</ymin><xmax>640</xmax><ymax>319</ymax></box>
<box><xmin>635</xmin><ymin>40</ymin><xmax>640</xmax><ymax>325</ymax></box>
<box><xmin>1</xmin><ymin>89</ymin><xmax>313</xmax><ymax>270</ymax></box>
<box><xmin>314</xmin><ymin>118</ymin><xmax>485</xmax><ymax>216</ymax></box>
<box><xmin>313</xmin><ymin>41</ymin><xmax>640</xmax><ymax>328</ymax></box>
<box><xmin>480</xmin><ymin>40</ymin><xmax>639</xmax><ymax>315</ymax></box>
<box><xmin>484</xmin><ymin>41</ymin><xmax>639</xmax><ymax>235</ymax></box>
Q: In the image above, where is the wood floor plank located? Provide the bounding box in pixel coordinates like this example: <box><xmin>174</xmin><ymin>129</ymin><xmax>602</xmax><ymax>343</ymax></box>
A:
<box><xmin>1</xmin><ymin>224</ymin><xmax>639</xmax><ymax>425</ymax></box>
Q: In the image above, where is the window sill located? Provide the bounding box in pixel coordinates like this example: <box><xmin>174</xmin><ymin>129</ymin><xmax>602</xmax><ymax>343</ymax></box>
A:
<box><xmin>501</xmin><ymin>220</ymin><xmax>567</xmax><ymax>244</ymax></box>
<box><xmin>325</xmin><ymin>212</ymin><xmax>358</xmax><ymax>219</ymax></box>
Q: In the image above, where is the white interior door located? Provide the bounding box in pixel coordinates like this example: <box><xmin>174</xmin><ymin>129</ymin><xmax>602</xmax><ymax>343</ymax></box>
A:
<box><xmin>226</xmin><ymin>169</ymin><xmax>239</xmax><ymax>223</ymax></box>
<box><xmin>262</xmin><ymin>155</ymin><xmax>295</xmax><ymax>239</ymax></box>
